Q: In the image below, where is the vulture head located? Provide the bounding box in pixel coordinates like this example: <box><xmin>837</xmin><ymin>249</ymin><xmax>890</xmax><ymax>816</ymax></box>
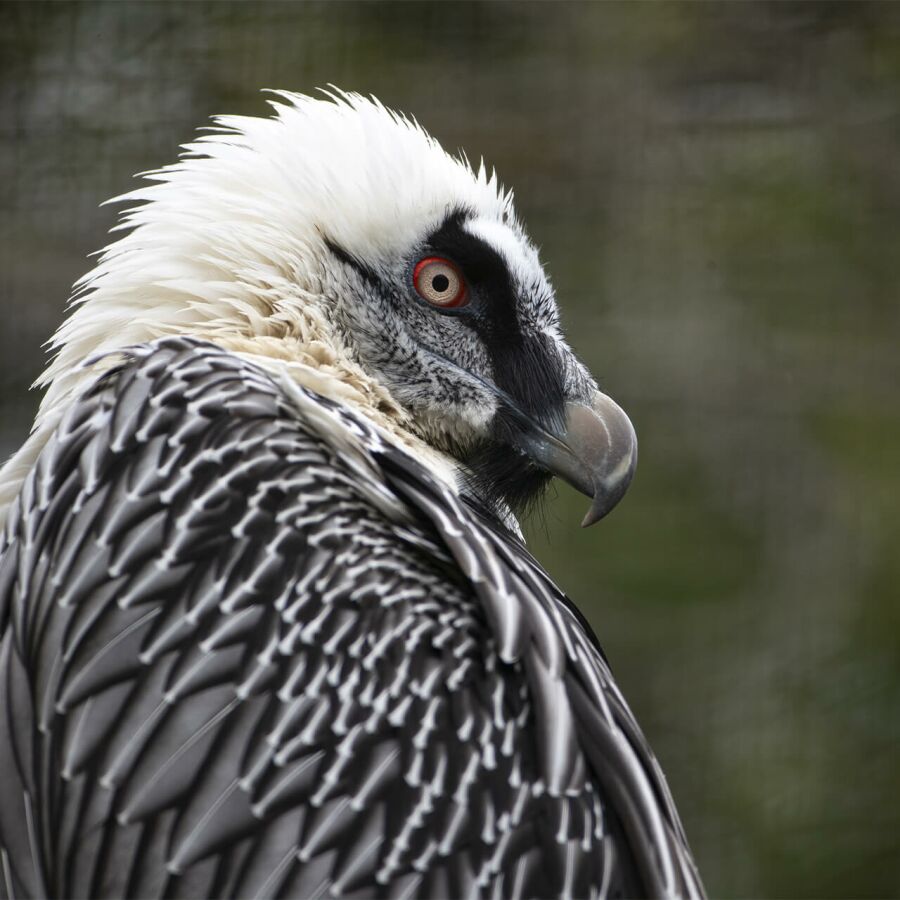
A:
<box><xmin>37</xmin><ymin>90</ymin><xmax>637</xmax><ymax>528</ymax></box>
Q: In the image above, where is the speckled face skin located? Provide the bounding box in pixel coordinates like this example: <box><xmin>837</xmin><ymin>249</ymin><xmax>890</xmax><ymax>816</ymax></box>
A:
<box><xmin>322</xmin><ymin>207</ymin><xmax>599</xmax><ymax>515</ymax></box>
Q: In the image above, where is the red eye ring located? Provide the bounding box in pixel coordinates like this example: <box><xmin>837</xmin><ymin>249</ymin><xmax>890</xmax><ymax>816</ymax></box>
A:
<box><xmin>413</xmin><ymin>256</ymin><xmax>468</xmax><ymax>308</ymax></box>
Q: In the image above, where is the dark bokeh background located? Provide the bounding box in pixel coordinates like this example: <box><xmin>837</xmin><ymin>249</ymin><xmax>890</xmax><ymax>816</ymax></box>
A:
<box><xmin>2</xmin><ymin>2</ymin><xmax>898</xmax><ymax>896</ymax></box>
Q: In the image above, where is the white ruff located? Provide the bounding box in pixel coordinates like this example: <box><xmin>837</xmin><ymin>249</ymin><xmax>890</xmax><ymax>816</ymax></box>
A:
<box><xmin>0</xmin><ymin>91</ymin><xmax>521</xmax><ymax>527</ymax></box>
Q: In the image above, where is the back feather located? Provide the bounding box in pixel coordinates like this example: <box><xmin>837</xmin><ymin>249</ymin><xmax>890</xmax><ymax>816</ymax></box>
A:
<box><xmin>0</xmin><ymin>338</ymin><xmax>702</xmax><ymax>899</ymax></box>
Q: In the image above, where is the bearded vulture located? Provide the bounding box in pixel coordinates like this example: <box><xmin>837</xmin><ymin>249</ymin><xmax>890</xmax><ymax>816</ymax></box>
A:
<box><xmin>0</xmin><ymin>92</ymin><xmax>703</xmax><ymax>899</ymax></box>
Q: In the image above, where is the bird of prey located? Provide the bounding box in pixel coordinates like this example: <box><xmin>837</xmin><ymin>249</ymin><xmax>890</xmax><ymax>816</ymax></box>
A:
<box><xmin>0</xmin><ymin>92</ymin><xmax>703</xmax><ymax>899</ymax></box>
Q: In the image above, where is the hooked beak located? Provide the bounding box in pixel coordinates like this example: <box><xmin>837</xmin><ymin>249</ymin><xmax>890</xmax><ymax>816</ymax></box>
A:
<box><xmin>514</xmin><ymin>391</ymin><xmax>638</xmax><ymax>526</ymax></box>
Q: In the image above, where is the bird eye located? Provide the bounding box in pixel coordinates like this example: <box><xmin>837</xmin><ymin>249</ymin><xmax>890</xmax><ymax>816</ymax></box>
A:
<box><xmin>413</xmin><ymin>257</ymin><xmax>467</xmax><ymax>308</ymax></box>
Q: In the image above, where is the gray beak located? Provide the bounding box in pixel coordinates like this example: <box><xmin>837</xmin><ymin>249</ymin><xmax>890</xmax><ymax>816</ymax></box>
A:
<box><xmin>517</xmin><ymin>391</ymin><xmax>638</xmax><ymax>526</ymax></box>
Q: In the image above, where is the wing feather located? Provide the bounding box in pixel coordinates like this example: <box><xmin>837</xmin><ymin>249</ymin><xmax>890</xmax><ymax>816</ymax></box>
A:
<box><xmin>0</xmin><ymin>337</ymin><xmax>701</xmax><ymax>898</ymax></box>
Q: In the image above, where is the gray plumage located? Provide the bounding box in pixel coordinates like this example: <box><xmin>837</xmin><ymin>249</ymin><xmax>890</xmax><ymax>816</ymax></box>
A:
<box><xmin>0</xmin><ymin>338</ymin><xmax>701</xmax><ymax>899</ymax></box>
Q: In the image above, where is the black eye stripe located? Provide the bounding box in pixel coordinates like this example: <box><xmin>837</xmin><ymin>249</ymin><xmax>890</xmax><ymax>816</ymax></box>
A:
<box><xmin>426</xmin><ymin>209</ymin><xmax>566</xmax><ymax>427</ymax></box>
<box><xmin>425</xmin><ymin>209</ymin><xmax>516</xmax><ymax>331</ymax></box>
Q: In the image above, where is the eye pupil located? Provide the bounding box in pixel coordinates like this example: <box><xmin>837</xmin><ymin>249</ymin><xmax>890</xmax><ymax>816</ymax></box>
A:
<box><xmin>413</xmin><ymin>256</ymin><xmax>467</xmax><ymax>308</ymax></box>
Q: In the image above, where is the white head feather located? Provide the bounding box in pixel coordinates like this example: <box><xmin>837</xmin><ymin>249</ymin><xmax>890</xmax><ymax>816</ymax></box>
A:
<box><xmin>1</xmin><ymin>91</ymin><xmax>531</xmax><ymax>524</ymax></box>
<box><xmin>40</xmin><ymin>90</ymin><xmax>516</xmax><ymax>401</ymax></box>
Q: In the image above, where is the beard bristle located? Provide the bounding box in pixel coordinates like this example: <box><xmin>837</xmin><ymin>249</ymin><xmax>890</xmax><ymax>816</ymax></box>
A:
<box><xmin>460</xmin><ymin>440</ymin><xmax>554</xmax><ymax>526</ymax></box>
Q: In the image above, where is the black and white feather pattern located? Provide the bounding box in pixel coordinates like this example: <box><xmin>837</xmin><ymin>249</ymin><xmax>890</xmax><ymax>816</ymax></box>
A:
<box><xmin>0</xmin><ymin>338</ymin><xmax>702</xmax><ymax>899</ymax></box>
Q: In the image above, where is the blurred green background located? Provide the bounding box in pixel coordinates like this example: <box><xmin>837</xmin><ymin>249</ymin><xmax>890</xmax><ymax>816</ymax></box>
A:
<box><xmin>1</xmin><ymin>2</ymin><xmax>898</xmax><ymax>896</ymax></box>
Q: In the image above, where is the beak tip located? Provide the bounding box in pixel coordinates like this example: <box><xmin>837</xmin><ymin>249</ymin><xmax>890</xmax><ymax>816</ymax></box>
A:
<box><xmin>580</xmin><ymin>433</ymin><xmax>638</xmax><ymax>528</ymax></box>
<box><xmin>581</xmin><ymin>503</ymin><xmax>608</xmax><ymax>528</ymax></box>
<box><xmin>580</xmin><ymin>479</ymin><xmax>634</xmax><ymax>528</ymax></box>
<box><xmin>580</xmin><ymin>510</ymin><xmax>599</xmax><ymax>529</ymax></box>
